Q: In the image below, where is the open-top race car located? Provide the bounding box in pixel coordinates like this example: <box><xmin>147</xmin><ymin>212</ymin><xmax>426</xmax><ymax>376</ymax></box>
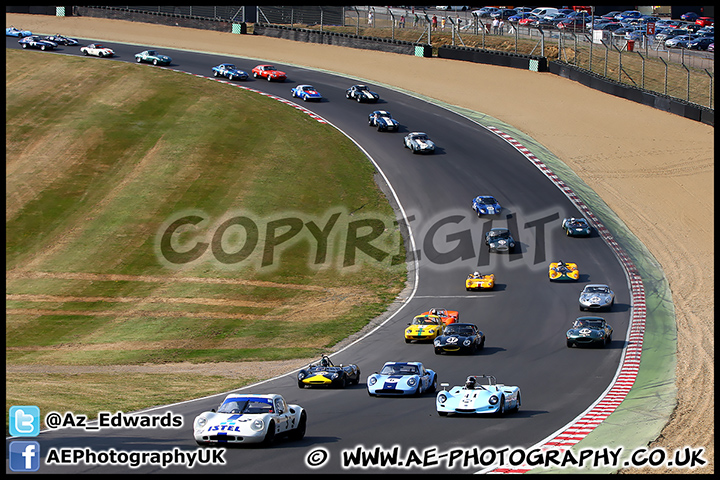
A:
<box><xmin>41</xmin><ymin>34</ymin><xmax>79</xmax><ymax>45</ymax></box>
<box><xmin>434</xmin><ymin>323</ymin><xmax>485</xmax><ymax>355</ymax></box>
<box><xmin>368</xmin><ymin>110</ymin><xmax>400</xmax><ymax>131</ymax></box>
<box><xmin>566</xmin><ymin>316</ymin><xmax>613</xmax><ymax>348</ymax></box>
<box><xmin>290</xmin><ymin>84</ymin><xmax>322</xmax><ymax>101</ymax></box>
<box><xmin>436</xmin><ymin>375</ymin><xmax>521</xmax><ymax>416</ymax></box>
<box><xmin>465</xmin><ymin>271</ymin><xmax>495</xmax><ymax>291</ymax></box>
<box><xmin>420</xmin><ymin>308</ymin><xmax>459</xmax><ymax>326</ymax></box>
<box><xmin>548</xmin><ymin>261</ymin><xmax>579</xmax><ymax>281</ymax></box>
<box><xmin>562</xmin><ymin>217</ymin><xmax>592</xmax><ymax>236</ymax></box>
<box><xmin>367</xmin><ymin>361</ymin><xmax>438</xmax><ymax>396</ymax></box>
<box><xmin>193</xmin><ymin>393</ymin><xmax>306</xmax><ymax>446</ymax></box>
<box><xmin>6</xmin><ymin>26</ymin><xmax>32</xmax><ymax>37</ymax></box>
<box><xmin>346</xmin><ymin>84</ymin><xmax>379</xmax><ymax>103</ymax></box>
<box><xmin>485</xmin><ymin>227</ymin><xmax>516</xmax><ymax>253</ymax></box>
<box><xmin>472</xmin><ymin>195</ymin><xmax>502</xmax><ymax>216</ymax></box>
<box><xmin>405</xmin><ymin>314</ymin><xmax>445</xmax><ymax>343</ymax></box>
<box><xmin>578</xmin><ymin>284</ymin><xmax>615</xmax><ymax>311</ymax></box>
<box><xmin>297</xmin><ymin>354</ymin><xmax>361</xmax><ymax>388</ymax></box>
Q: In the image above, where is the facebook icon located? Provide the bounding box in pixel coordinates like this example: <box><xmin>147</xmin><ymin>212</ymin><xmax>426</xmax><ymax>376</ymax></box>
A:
<box><xmin>9</xmin><ymin>441</ymin><xmax>41</xmax><ymax>472</ymax></box>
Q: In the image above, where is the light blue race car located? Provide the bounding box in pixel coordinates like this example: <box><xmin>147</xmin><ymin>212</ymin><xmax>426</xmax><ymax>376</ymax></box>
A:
<box><xmin>7</xmin><ymin>26</ymin><xmax>32</xmax><ymax>37</ymax></box>
<box><xmin>436</xmin><ymin>375</ymin><xmax>521</xmax><ymax>416</ymax></box>
<box><xmin>472</xmin><ymin>195</ymin><xmax>502</xmax><ymax>216</ymax></box>
<box><xmin>367</xmin><ymin>361</ymin><xmax>437</xmax><ymax>396</ymax></box>
<box><xmin>290</xmin><ymin>84</ymin><xmax>322</xmax><ymax>101</ymax></box>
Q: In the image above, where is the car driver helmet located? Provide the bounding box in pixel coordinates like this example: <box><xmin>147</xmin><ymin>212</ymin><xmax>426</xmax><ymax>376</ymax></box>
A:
<box><xmin>321</xmin><ymin>356</ymin><xmax>330</xmax><ymax>367</ymax></box>
<box><xmin>465</xmin><ymin>376</ymin><xmax>476</xmax><ymax>389</ymax></box>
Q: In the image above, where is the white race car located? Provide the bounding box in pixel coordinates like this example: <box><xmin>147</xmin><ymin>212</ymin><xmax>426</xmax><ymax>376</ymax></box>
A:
<box><xmin>80</xmin><ymin>43</ymin><xmax>115</xmax><ymax>57</ymax></box>
<box><xmin>436</xmin><ymin>375</ymin><xmax>521</xmax><ymax>416</ymax></box>
<box><xmin>193</xmin><ymin>393</ymin><xmax>306</xmax><ymax>446</ymax></box>
<box><xmin>403</xmin><ymin>132</ymin><xmax>435</xmax><ymax>154</ymax></box>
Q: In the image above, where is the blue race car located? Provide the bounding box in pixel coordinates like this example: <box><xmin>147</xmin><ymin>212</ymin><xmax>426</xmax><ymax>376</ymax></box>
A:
<box><xmin>472</xmin><ymin>195</ymin><xmax>502</xmax><ymax>216</ymax></box>
<box><xmin>367</xmin><ymin>361</ymin><xmax>437</xmax><ymax>396</ymax></box>
<box><xmin>436</xmin><ymin>375</ymin><xmax>521</xmax><ymax>416</ymax></box>
<box><xmin>7</xmin><ymin>26</ymin><xmax>32</xmax><ymax>37</ymax></box>
<box><xmin>211</xmin><ymin>63</ymin><xmax>249</xmax><ymax>81</ymax></box>
<box><xmin>368</xmin><ymin>110</ymin><xmax>400</xmax><ymax>131</ymax></box>
<box><xmin>290</xmin><ymin>84</ymin><xmax>323</xmax><ymax>101</ymax></box>
<box><xmin>562</xmin><ymin>217</ymin><xmax>592</xmax><ymax>236</ymax></box>
<box><xmin>18</xmin><ymin>35</ymin><xmax>57</xmax><ymax>51</ymax></box>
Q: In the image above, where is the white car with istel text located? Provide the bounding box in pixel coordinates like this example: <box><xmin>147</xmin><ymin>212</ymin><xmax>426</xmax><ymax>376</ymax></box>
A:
<box><xmin>193</xmin><ymin>393</ymin><xmax>306</xmax><ymax>446</ymax></box>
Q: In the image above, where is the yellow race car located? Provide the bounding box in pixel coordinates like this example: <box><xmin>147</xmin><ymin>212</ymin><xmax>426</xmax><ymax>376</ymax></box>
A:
<box><xmin>405</xmin><ymin>314</ymin><xmax>444</xmax><ymax>343</ymax></box>
<box><xmin>548</xmin><ymin>261</ymin><xmax>579</xmax><ymax>281</ymax></box>
<box><xmin>465</xmin><ymin>272</ymin><xmax>495</xmax><ymax>291</ymax></box>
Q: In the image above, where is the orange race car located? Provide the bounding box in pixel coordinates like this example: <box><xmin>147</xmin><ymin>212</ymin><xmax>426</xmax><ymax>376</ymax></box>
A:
<box><xmin>465</xmin><ymin>271</ymin><xmax>495</xmax><ymax>291</ymax></box>
<box><xmin>548</xmin><ymin>261</ymin><xmax>579</xmax><ymax>281</ymax></box>
<box><xmin>420</xmin><ymin>308</ymin><xmax>459</xmax><ymax>326</ymax></box>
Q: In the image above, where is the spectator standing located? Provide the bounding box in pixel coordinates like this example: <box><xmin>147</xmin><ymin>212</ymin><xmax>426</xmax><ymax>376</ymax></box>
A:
<box><xmin>432</xmin><ymin>15</ymin><xmax>437</xmax><ymax>30</ymax></box>
<box><xmin>400</xmin><ymin>15</ymin><xmax>405</xmax><ymax>28</ymax></box>
<box><xmin>492</xmin><ymin>17</ymin><xmax>499</xmax><ymax>34</ymax></box>
<box><xmin>441</xmin><ymin>16</ymin><xmax>446</xmax><ymax>30</ymax></box>
<box><xmin>413</xmin><ymin>13</ymin><xmax>419</xmax><ymax>28</ymax></box>
<box><xmin>368</xmin><ymin>10</ymin><xmax>373</xmax><ymax>26</ymax></box>
<box><xmin>498</xmin><ymin>18</ymin><xmax>505</xmax><ymax>35</ymax></box>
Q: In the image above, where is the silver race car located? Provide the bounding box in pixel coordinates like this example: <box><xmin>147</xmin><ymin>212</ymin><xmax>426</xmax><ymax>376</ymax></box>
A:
<box><xmin>436</xmin><ymin>375</ymin><xmax>521</xmax><ymax>416</ymax></box>
<box><xmin>403</xmin><ymin>132</ymin><xmax>435</xmax><ymax>154</ymax></box>
<box><xmin>578</xmin><ymin>284</ymin><xmax>615</xmax><ymax>311</ymax></box>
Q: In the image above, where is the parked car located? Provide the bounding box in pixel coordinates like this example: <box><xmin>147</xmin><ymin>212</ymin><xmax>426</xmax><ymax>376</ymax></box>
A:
<box><xmin>686</xmin><ymin>36</ymin><xmax>714</xmax><ymax>50</ymax></box>
<box><xmin>666</xmin><ymin>34</ymin><xmax>701</xmax><ymax>49</ymax></box>
<box><xmin>695</xmin><ymin>17</ymin><xmax>714</xmax><ymax>27</ymax></box>
<box><xmin>614</xmin><ymin>10</ymin><xmax>643</xmax><ymax>22</ymax></box>
<box><xmin>473</xmin><ymin>7</ymin><xmax>500</xmax><ymax>18</ymax></box>
<box><xmin>680</xmin><ymin>12</ymin><xmax>699</xmax><ymax>22</ymax></box>
<box><xmin>490</xmin><ymin>8</ymin><xmax>517</xmax><ymax>20</ymax></box>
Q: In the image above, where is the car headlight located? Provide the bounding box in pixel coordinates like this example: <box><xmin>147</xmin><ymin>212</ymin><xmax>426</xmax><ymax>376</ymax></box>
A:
<box><xmin>489</xmin><ymin>395</ymin><xmax>499</xmax><ymax>405</ymax></box>
<box><xmin>194</xmin><ymin>416</ymin><xmax>207</xmax><ymax>429</ymax></box>
<box><xmin>368</xmin><ymin>376</ymin><xmax>377</xmax><ymax>386</ymax></box>
<box><xmin>332</xmin><ymin>372</ymin><xmax>339</xmax><ymax>379</ymax></box>
<box><xmin>434</xmin><ymin>338</ymin><xmax>441</xmax><ymax>346</ymax></box>
<box><xmin>407</xmin><ymin>377</ymin><xmax>417</xmax><ymax>387</ymax></box>
<box><xmin>250</xmin><ymin>419</ymin><xmax>265</xmax><ymax>431</ymax></box>
<box><xmin>438</xmin><ymin>394</ymin><xmax>447</xmax><ymax>403</ymax></box>
<box><xmin>463</xmin><ymin>339</ymin><xmax>471</xmax><ymax>346</ymax></box>
<box><xmin>298</xmin><ymin>372</ymin><xmax>305</xmax><ymax>380</ymax></box>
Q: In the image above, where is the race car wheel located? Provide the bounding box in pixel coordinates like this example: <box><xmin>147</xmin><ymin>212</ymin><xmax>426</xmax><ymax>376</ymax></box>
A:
<box><xmin>253</xmin><ymin>72</ymin><xmax>259</xmax><ymax>78</ymax></box>
<box><xmin>22</xmin><ymin>43</ymin><xmax>28</xmax><ymax>49</ymax></box>
<box><xmin>435</xmin><ymin>348</ymin><xmax>441</xmax><ymax>355</ymax></box>
<box><xmin>438</xmin><ymin>411</ymin><xmax>447</xmax><ymax>416</ymax></box>
<box><xmin>357</xmin><ymin>96</ymin><xmax>362</xmax><ymax>102</ymax></box>
<box><xmin>290</xmin><ymin>412</ymin><xmax>307</xmax><ymax>441</ymax></box>
<box><xmin>405</xmin><ymin>338</ymin><xmax>411</xmax><ymax>343</ymax></box>
<box><xmin>40</xmin><ymin>45</ymin><xmax>47</xmax><ymax>51</ymax></box>
<box><xmin>567</xmin><ymin>340</ymin><xmax>575</xmax><ymax>348</ymax></box>
<box><xmin>429</xmin><ymin>377</ymin><xmax>438</xmax><ymax>393</ymax></box>
<box><xmin>513</xmin><ymin>393</ymin><xmax>521</xmax><ymax>412</ymax></box>
<box><xmin>496</xmin><ymin>396</ymin><xmax>506</xmax><ymax>416</ymax></box>
<box><xmin>336</xmin><ymin>376</ymin><xmax>347</xmax><ymax>389</ymax></box>
<box><xmin>153</xmin><ymin>59</ymin><xmax>158</xmax><ymax>65</ymax></box>
<box><xmin>262</xmin><ymin>421</ymin><xmax>276</xmax><ymax>446</ymax></box>
<box><xmin>298</xmin><ymin>380</ymin><xmax>305</xmax><ymax>389</ymax></box>
<box><xmin>83</xmin><ymin>50</ymin><xmax>89</xmax><ymax>55</ymax></box>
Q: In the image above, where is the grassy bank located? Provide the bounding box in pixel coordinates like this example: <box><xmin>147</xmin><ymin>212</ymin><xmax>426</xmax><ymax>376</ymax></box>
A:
<box><xmin>5</xmin><ymin>49</ymin><xmax>406</xmax><ymax>431</ymax></box>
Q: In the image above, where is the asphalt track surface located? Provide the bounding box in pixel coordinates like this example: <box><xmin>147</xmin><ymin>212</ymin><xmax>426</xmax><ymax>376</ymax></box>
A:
<box><xmin>6</xmin><ymin>37</ymin><xmax>633</xmax><ymax>474</ymax></box>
